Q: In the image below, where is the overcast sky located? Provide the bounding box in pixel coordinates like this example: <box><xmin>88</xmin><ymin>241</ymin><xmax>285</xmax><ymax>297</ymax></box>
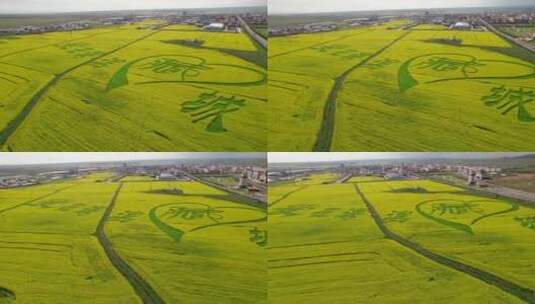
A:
<box><xmin>0</xmin><ymin>0</ymin><xmax>265</xmax><ymax>14</ymax></box>
<box><xmin>0</xmin><ymin>153</ymin><xmax>264</xmax><ymax>165</ymax></box>
<box><xmin>269</xmin><ymin>153</ymin><xmax>530</xmax><ymax>163</ymax></box>
<box><xmin>269</xmin><ymin>0</ymin><xmax>533</xmax><ymax>14</ymax></box>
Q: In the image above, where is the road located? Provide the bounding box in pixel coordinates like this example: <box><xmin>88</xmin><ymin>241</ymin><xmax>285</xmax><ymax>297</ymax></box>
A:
<box><xmin>480</xmin><ymin>18</ymin><xmax>535</xmax><ymax>54</ymax></box>
<box><xmin>237</xmin><ymin>15</ymin><xmax>267</xmax><ymax>49</ymax></box>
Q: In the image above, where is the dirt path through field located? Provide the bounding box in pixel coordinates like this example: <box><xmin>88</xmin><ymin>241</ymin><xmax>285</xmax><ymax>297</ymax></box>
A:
<box><xmin>96</xmin><ymin>182</ymin><xmax>165</xmax><ymax>304</ymax></box>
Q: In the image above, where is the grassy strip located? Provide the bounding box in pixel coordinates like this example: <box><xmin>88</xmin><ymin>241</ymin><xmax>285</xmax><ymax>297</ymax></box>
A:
<box><xmin>0</xmin><ymin>28</ymin><xmax>164</xmax><ymax>149</ymax></box>
<box><xmin>313</xmin><ymin>30</ymin><xmax>412</xmax><ymax>151</ymax></box>
<box><xmin>354</xmin><ymin>183</ymin><xmax>535</xmax><ymax>303</ymax></box>
<box><xmin>95</xmin><ymin>182</ymin><xmax>165</xmax><ymax>304</ymax></box>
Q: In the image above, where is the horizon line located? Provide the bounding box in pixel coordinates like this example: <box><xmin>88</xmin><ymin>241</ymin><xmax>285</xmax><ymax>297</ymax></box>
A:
<box><xmin>269</xmin><ymin>4</ymin><xmax>535</xmax><ymax>16</ymax></box>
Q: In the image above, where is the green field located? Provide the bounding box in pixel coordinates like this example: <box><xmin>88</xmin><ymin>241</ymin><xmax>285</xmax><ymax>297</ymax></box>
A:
<box><xmin>0</xmin><ymin>173</ymin><xmax>266</xmax><ymax>303</ymax></box>
<box><xmin>269</xmin><ymin>21</ymin><xmax>535</xmax><ymax>151</ymax></box>
<box><xmin>0</xmin><ymin>21</ymin><xmax>266</xmax><ymax>151</ymax></box>
<box><xmin>268</xmin><ymin>175</ymin><xmax>533</xmax><ymax>303</ymax></box>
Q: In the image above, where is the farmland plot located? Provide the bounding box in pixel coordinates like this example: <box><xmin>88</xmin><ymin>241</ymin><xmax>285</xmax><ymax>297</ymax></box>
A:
<box><xmin>0</xmin><ymin>174</ymin><xmax>266</xmax><ymax>304</ymax></box>
<box><xmin>359</xmin><ymin>179</ymin><xmax>535</xmax><ymax>290</ymax></box>
<box><xmin>268</xmin><ymin>178</ymin><xmax>522</xmax><ymax>303</ymax></box>
<box><xmin>0</xmin><ymin>176</ymin><xmax>139</xmax><ymax>304</ymax></box>
<box><xmin>269</xmin><ymin>22</ymin><xmax>535</xmax><ymax>151</ymax></box>
<box><xmin>334</xmin><ymin>26</ymin><xmax>535</xmax><ymax>151</ymax></box>
<box><xmin>105</xmin><ymin>180</ymin><xmax>267</xmax><ymax>304</ymax></box>
<box><xmin>268</xmin><ymin>21</ymin><xmax>408</xmax><ymax>151</ymax></box>
<box><xmin>0</xmin><ymin>22</ymin><xmax>266</xmax><ymax>151</ymax></box>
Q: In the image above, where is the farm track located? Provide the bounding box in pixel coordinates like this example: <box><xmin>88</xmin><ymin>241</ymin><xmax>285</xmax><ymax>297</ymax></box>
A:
<box><xmin>313</xmin><ymin>30</ymin><xmax>413</xmax><ymax>151</ymax></box>
<box><xmin>95</xmin><ymin>182</ymin><xmax>166</xmax><ymax>304</ymax></box>
<box><xmin>353</xmin><ymin>183</ymin><xmax>535</xmax><ymax>304</ymax></box>
<box><xmin>0</xmin><ymin>28</ymin><xmax>165</xmax><ymax>149</ymax></box>
<box><xmin>0</xmin><ymin>183</ymin><xmax>77</xmax><ymax>214</ymax></box>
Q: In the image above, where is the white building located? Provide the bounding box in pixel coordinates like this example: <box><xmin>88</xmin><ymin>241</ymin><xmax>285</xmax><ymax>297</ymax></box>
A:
<box><xmin>203</xmin><ymin>23</ymin><xmax>225</xmax><ymax>31</ymax></box>
<box><xmin>450</xmin><ymin>22</ymin><xmax>471</xmax><ymax>30</ymax></box>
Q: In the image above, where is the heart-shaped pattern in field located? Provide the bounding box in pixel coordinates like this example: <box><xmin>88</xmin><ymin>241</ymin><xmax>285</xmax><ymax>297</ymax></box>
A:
<box><xmin>149</xmin><ymin>202</ymin><xmax>266</xmax><ymax>242</ymax></box>
<box><xmin>415</xmin><ymin>199</ymin><xmax>518</xmax><ymax>234</ymax></box>
<box><xmin>106</xmin><ymin>55</ymin><xmax>266</xmax><ymax>91</ymax></box>
<box><xmin>398</xmin><ymin>53</ymin><xmax>535</xmax><ymax>92</ymax></box>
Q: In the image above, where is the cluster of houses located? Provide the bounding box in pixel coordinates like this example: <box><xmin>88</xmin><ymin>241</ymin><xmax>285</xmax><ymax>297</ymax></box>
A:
<box><xmin>0</xmin><ymin>168</ymin><xmax>99</xmax><ymax>189</ymax></box>
<box><xmin>240</xmin><ymin>13</ymin><xmax>267</xmax><ymax>29</ymax></box>
<box><xmin>269</xmin><ymin>22</ymin><xmax>342</xmax><ymax>36</ymax></box>
<box><xmin>168</xmin><ymin>14</ymin><xmax>243</xmax><ymax>32</ymax></box>
<box><xmin>457</xmin><ymin>166</ymin><xmax>503</xmax><ymax>187</ymax></box>
<box><xmin>0</xmin><ymin>21</ymin><xmax>93</xmax><ymax>35</ymax></box>
<box><xmin>484</xmin><ymin>11</ymin><xmax>535</xmax><ymax>24</ymax></box>
<box><xmin>0</xmin><ymin>11</ymin><xmax>264</xmax><ymax>36</ymax></box>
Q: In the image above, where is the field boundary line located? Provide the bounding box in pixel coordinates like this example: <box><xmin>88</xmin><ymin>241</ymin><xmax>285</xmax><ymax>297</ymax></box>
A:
<box><xmin>313</xmin><ymin>30</ymin><xmax>412</xmax><ymax>151</ymax></box>
<box><xmin>353</xmin><ymin>183</ymin><xmax>535</xmax><ymax>303</ymax></box>
<box><xmin>268</xmin><ymin>251</ymin><xmax>378</xmax><ymax>262</ymax></box>
<box><xmin>268</xmin><ymin>239</ymin><xmax>360</xmax><ymax>249</ymax></box>
<box><xmin>95</xmin><ymin>182</ymin><xmax>165</xmax><ymax>304</ymax></box>
<box><xmin>269</xmin><ymin>258</ymin><xmax>372</xmax><ymax>269</ymax></box>
<box><xmin>0</xmin><ymin>27</ymin><xmax>165</xmax><ymax>149</ymax></box>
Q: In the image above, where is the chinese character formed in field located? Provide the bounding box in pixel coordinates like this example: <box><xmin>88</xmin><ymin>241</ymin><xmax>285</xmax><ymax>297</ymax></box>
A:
<box><xmin>311</xmin><ymin>44</ymin><xmax>346</xmax><ymax>53</ymax></box>
<box><xmin>249</xmin><ymin>227</ymin><xmax>267</xmax><ymax>247</ymax></box>
<box><xmin>383</xmin><ymin>210</ymin><xmax>412</xmax><ymax>223</ymax></box>
<box><xmin>416</xmin><ymin>57</ymin><xmax>484</xmax><ymax>72</ymax></box>
<box><xmin>138</xmin><ymin>58</ymin><xmax>210</xmax><ymax>79</ymax></box>
<box><xmin>430</xmin><ymin>202</ymin><xmax>481</xmax><ymax>215</ymax></box>
<box><xmin>270</xmin><ymin>204</ymin><xmax>315</xmax><ymax>217</ymax></box>
<box><xmin>162</xmin><ymin>206</ymin><xmax>223</xmax><ymax>221</ymax></box>
<box><xmin>482</xmin><ymin>85</ymin><xmax>535</xmax><ymax>122</ymax></box>
<box><xmin>109</xmin><ymin>210</ymin><xmax>144</xmax><ymax>223</ymax></box>
<box><xmin>310</xmin><ymin>207</ymin><xmax>340</xmax><ymax>218</ymax></box>
<box><xmin>364</xmin><ymin>58</ymin><xmax>400</xmax><ymax>70</ymax></box>
<box><xmin>89</xmin><ymin>57</ymin><xmax>125</xmax><ymax>68</ymax></box>
<box><xmin>181</xmin><ymin>91</ymin><xmax>246</xmax><ymax>133</ymax></box>
<box><xmin>332</xmin><ymin>50</ymin><xmax>370</xmax><ymax>60</ymax></box>
<box><xmin>337</xmin><ymin>208</ymin><xmax>366</xmax><ymax>220</ymax></box>
<box><xmin>515</xmin><ymin>216</ymin><xmax>535</xmax><ymax>230</ymax></box>
<box><xmin>76</xmin><ymin>206</ymin><xmax>105</xmax><ymax>216</ymax></box>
